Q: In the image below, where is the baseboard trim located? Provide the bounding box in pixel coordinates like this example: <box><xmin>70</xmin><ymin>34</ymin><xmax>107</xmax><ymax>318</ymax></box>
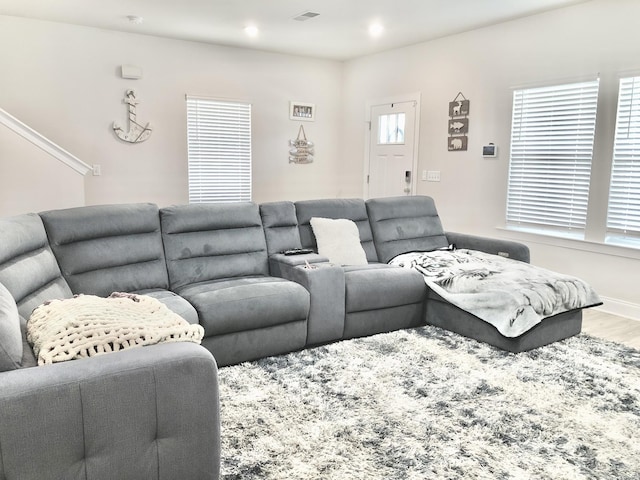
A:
<box><xmin>596</xmin><ymin>296</ymin><xmax>640</xmax><ymax>322</ymax></box>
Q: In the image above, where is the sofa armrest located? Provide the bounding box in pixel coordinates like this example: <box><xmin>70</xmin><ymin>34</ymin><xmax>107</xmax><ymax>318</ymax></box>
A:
<box><xmin>445</xmin><ymin>231</ymin><xmax>530</xmax><ymax>263</ymax></box>
<box><xmin>268</xmin><ymin>252</ymin><xmax>329</xmax><ymax>277</ymax></box>
<box><xmin>270</xmin><ymin>254</ymin><xmax>345</xmax><ymax>345</ymax></box>
<box><xmin>0</xmin><ymin>343</ymin><xmax>220</xmax><ymax>480</ymax></box>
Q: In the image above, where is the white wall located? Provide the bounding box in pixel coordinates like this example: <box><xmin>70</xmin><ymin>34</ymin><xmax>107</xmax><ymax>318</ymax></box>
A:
<box><xmin>342</xmin><ymin>0</ymin><xmax>640</xmax><ymax>316</ymax></box>
<box><xmin>0</xmin><ymin>125</ymin><xmax>85</xmax><ymax>215</ymax></box>
<box><xmin>0</xmin><ymin>16</ymin><xmax>344</xmax><ymax>210</ymax></box>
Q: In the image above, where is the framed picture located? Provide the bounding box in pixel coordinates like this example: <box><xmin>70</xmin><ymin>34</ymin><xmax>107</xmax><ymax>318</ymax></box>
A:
<box><xmin>290</xmin><ymin>101</ymin><xmax>315</xmax><ymax>121</ymax></box>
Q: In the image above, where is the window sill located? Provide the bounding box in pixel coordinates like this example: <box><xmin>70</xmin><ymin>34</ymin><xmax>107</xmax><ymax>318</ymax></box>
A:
<box><xmin>496</xmin><ymin>226</ymin><xmax>640</xmax><ymax>261</ymax></box>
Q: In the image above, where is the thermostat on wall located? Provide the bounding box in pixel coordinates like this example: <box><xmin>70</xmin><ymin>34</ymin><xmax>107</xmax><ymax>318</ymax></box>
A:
<box><xmin>482</xmin><ymin>143</ymin><xmax>497</xmax><ymax>158</ymax></box>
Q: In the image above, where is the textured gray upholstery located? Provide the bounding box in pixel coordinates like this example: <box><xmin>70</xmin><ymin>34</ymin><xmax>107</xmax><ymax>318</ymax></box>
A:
<box><xmin>177</xmin><ymin>276</ymin><xmax>309</xmax><ymax>337</ymax></box>
<box><xmin>0</xmin><ymin>342</ymin><xmax>220</xmax><ymax>480</ymax></box>
<box><xmin>270</xmin><ymin>257</ymin><xmax>346</xmax><ymax>345</ymax></box>
<box><xmin>366</xmin><ymin>196</ymin><xmax>450</xmax><ymax>263</ymax></box>
<box><xmin>344</xmin><ymin>303</ymin><xmax>424</xmax><ymax>339</ymax></box>
<box><xmin>40</xmin><ymin>204</ymin><xmax>170</xmax><ymax>296</ymax></box>
<box><xmin>160</xmin><ymin>203</ymin><xmax>269</xmax><ymax>290</ymax></box>
<box><xmin>202</xmin><ymin>320</ymin><xmax>308</xmax><ymax>367</ymax></box>
<box><xmin>134</xmin><ymin>288</ymin><xmax>199</xmax><ymax>324</ymax></box>
<box><xmin>445</xmin><ymin>231</ymin><xmax>530</xmax><ymax>263</ymax></box>
<box><xmin>0</xmin><ymin>213</ymin><xmax>73</xmax><ymax>318</ymax></box>
<box><xmin>295</xmin><ymin>198</ymin><xmax>379</xmax><ymax>262</ymax></box>
<box><xmin>426</xmin><ymin>291</ymin><xmax>581</xmax><ymax>352</ymax></box>
<box><xmin>161</xmin><ymin>202</ymin><xmax>310</xmax><ymax>366</ymax></box>
<box><xmin>343</xmin><ymin>264</ymin><xmax>426</xmax><ymax>312</ymax></box>
<box><xmin>259</xmin><ymin>201</ymin><xmax>303</xmax><ymax>255</ymax></box>
<box><xmin>292</xmin><ymin>198</ymin><xmax>427</xmax><ymax>341</ymax></box>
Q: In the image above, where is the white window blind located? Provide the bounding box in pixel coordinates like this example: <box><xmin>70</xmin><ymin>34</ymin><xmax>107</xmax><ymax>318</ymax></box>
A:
<box><xmin>506</xmin><ymin>80</ymin><xmax>599</xmax><ymax>237</ymax></box>
<box><xmin>606</xmin><ymin>76</ymin><xmax>640</xmax><ymax>244</ymax></box>
<box><xmin>187</xmin><ymin>96</ymin><xmax>251</xmax><ymax>203</ymax></box>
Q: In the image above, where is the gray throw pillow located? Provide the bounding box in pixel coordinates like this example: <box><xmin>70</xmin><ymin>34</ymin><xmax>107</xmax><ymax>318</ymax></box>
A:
<box><xmin>0</xmin><ymin>282</ymin><xmax>23</xmax><ymax>371</ymax></box>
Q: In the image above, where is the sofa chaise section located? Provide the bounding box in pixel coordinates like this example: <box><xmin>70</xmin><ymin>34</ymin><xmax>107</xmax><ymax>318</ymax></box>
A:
<box><xmin>39</xmin><ymin>203</ymin><xmax>198</xmax><ymax>323</ymax></box>
<box><xmin>365</xmin><ymin>195</ymin><xmax>583</xmax><ymax>352</ymax></box>
<box><xmin>160</xmin><ymin>202</ymin><xmax>310</xmax><ymax>366</ymax></box>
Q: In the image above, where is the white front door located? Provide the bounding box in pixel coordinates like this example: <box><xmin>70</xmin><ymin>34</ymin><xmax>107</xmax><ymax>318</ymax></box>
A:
<box><xmin>367</xmin><ymin>100</ymin><xmax>418</xmax><ymax>198</ymax></box>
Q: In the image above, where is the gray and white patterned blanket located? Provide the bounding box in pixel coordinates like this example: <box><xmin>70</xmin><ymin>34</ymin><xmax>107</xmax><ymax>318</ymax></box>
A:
<box><xmin>389</xmin><ymin>249</ymin><xmax>602</xmax><ymax>337</ymax></box>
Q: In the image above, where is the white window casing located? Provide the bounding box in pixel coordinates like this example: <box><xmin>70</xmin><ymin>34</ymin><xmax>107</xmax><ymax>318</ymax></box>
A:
<box><xmin>506</xmin><ymin>79</ymin><xmax>599</xmax><ymax>238</ymax></box>
<box><xmin>186</xmin><ymin>96</ymin><xmax>251</xmax><ymax>203</ymax></box>
<box><xmin>606</xmin><ymin>76</ymin><xmax>640</xmax><ymax>246</ymax></box>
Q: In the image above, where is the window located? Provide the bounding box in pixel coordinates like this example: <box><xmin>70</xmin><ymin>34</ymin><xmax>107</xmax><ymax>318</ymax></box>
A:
<box><xmin>186</xmin><ymin>96</ymin><xmax>251</xmax><ymax>203</ymax></box>
<box><xmin>607</xmin><ymin>76</ymin><xmax>640</xmax><ymax>246</ymax></box>
<box><xmin>378</xmin><ymin>113</ymin><xmax>405</xmax><ymax>144</ymax></box>
<box><xmin>506</xmin><ymin>79</ymin><xmax>599</xmax><ymax>238</ymax></box>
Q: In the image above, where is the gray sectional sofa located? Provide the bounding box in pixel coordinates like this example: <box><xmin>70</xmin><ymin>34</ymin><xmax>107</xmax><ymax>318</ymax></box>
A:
<box><xmin>0</xmin><ymin>195</ymin><xmax>584</xmax><ymax>480</ymax></box>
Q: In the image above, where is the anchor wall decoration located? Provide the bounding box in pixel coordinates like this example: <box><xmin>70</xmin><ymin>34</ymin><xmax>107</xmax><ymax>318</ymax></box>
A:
<box><xmin>113</xmin><ymin>89</ymin><xmax>152</xmax><ymax>143</ymax></box>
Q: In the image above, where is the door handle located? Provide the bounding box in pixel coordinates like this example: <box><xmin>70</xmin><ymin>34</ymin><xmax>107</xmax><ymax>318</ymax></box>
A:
<box><xmin>405</xmin><ymin>170</ymin><xmax>411</xmax><ymax>183</ymax></box>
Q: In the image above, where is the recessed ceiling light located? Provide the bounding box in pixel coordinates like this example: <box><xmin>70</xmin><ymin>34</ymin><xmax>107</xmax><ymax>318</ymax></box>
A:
<box><xmin>244</xmin><ymin>25</ymin><xmax>259</xmax><ymax>38</ymax></box>
<box><xmin>127</xmin><ymin>15</ymin><xmax>144</xmax><ymax>25</ymax></box>
<box><xmin>369</xmin><ymin>23</ymin><xmax>384</xmax><ymax>37</ymax></box>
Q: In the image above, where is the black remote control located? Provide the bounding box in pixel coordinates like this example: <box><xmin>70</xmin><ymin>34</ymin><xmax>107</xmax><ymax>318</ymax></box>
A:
<box><xmin>283</xmin><ymin>248</ymin><xmax>314</xmax><ymax>255</ymax></box>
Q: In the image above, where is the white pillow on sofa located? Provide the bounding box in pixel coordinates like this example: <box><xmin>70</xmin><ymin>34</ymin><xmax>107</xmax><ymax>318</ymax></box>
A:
<box><xmin>310</xmin><ymin>217</ymin><xmax>368</xmax><ymax>266</ymax></box>
<box><xmin>0</xmin><ymin>282</ymin><xmax>23</xmax><ymax>372</ymax></box>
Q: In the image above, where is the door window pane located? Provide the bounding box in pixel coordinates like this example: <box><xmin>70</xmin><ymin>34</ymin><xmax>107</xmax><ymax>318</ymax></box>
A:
<box><xmin>378</xmin><ymin>113</ymin><xmax>405</xmax><ymax>144</ymax></box>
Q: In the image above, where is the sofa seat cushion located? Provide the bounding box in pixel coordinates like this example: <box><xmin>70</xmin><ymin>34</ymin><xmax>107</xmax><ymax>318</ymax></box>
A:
<box><xmin>176</xmin><ymin>276</ymin><xmax>310</xmax><ymax>337</ymax></box>
<box><xmin>344</xmin><ymin>264</ymin><xmax>426</xmax><ymax>313</ymax></box>
<box><xmin>134</xmin><ymin>289</ymin><xmax>199</xmax><ymax>325</ymax></box>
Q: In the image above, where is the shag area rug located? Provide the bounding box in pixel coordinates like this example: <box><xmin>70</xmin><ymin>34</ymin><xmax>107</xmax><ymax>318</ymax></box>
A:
<box><xmin>218</xmin><ymin>326</ymin><xmax>640</xmax><ymax>479</ymax></box>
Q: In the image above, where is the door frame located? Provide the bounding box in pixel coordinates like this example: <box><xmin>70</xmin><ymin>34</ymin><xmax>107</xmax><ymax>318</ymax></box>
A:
<box><xmin>363</xmin><ymin>92</ymin><xmax>421</xmax><ymax>199</ymax></box>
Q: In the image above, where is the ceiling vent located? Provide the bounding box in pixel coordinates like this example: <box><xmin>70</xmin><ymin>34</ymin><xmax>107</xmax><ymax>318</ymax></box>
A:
<box><xmin>293</xmin><ymin>11</ymin><xmax>320</xmax><ymax>22</ymax></box>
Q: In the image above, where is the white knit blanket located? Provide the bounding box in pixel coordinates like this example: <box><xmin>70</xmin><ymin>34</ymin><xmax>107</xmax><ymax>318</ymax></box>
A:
<box><xmin>27</xmin><ymin>293</ymin><xmax>204</xmax><ymax>365</ymax></box>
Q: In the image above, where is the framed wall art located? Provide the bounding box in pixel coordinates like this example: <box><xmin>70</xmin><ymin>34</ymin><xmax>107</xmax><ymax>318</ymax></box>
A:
<box><xmin>290</xmin><ymin>101</ymin><xmax>315</xmax><ymax>121</ymax></box>
<box><xmin>448</xmin><ymin>92</ymin><xmax>469</xmax><ymax>151</ymax></box>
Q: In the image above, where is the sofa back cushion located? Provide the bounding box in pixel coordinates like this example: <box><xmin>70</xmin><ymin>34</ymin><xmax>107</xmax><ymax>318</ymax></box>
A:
<box><xmin>160</xmin><ymin>203</ymin><xmax>269</xmax><ymax>290</ymax></box>
<box><xmin>259</xmin><ymin>201</ymin><xmax>303</xmax><ymax>256</ymax></box>
<box><xmin>294</xmin><ymin>199</ymin><xmax>378</xmax><ymax>262</ymax></box>
<box><xmin>366</xmin><ymin>196</ymin><xmax>449</xmax><ymax>263</ymax></box>
<box><xmin>0</xmin><ymin>213</ymin><xmax>73</xmax><ymax>317</ymax></box>
<box><xmin>40</xmin><ymin>204</ymin><xmax>169</xmax><ymax>296</ymax></box>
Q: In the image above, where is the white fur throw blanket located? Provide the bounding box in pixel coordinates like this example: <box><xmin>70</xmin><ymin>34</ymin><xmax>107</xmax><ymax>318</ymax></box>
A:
<box><xmin>27</xmin><ymin>293</ymin><xmax>204</xmax><ymax>365</ymax></box>
<box><xmin>390</xmin><ymin>249</ymin><xmax>602</xmax><ymax>337</ymax></box>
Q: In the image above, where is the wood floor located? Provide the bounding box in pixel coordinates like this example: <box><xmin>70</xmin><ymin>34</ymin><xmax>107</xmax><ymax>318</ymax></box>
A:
<box><xmin>582</xmin><ymin>309</ymin><xmax>640</xmax><ymax>349</ymax></box>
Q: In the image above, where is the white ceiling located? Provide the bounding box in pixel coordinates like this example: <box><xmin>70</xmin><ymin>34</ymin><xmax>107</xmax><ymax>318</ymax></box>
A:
<box><xmin>0</xmin><ymin>0</ymin><xmax>590</xmax><ymax>61</ymax></box>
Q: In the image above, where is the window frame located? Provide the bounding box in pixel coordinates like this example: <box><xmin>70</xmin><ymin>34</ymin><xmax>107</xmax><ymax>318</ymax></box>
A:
<box><xmin>606</xmin><ymin>75</ymin><xmax>640</xmax><ymax>248</ymax></box>
<box><xmin>505</xmin><ymin>78</ymin><xmax>600</xmax><ymax>240</ymax></box>
<box><xmin>186</xmin><ymin>95</ymin><xmax>252</xmax><ymax>204</ymax></box>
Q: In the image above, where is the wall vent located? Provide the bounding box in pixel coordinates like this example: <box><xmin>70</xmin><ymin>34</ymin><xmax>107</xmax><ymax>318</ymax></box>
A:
<box><xmin>293</xmin><ymin>11</ymin><xmax>320</xmax><ymax>22</ymax></box>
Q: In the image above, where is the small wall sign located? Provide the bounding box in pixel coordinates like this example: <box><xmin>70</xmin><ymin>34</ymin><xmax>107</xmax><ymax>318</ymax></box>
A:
<box><xmin>448</xmin><ymin>92</ymin><xmax>469</xmax><ymax>152</ymax></box>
